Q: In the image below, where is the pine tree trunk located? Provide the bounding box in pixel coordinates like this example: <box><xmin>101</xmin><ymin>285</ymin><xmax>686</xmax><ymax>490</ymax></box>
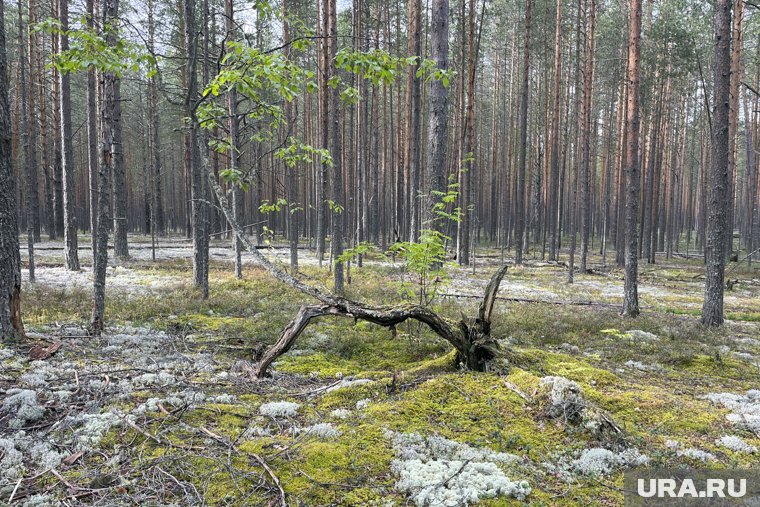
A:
<box><xmin>147</xmin><ymin>0</ymin><xmax>165</xmax><ymax>236</ymax></box>
<box><xmin>327</xmin><ymin>0</ymin><xmax>344</xmax><ymax>293</ymax></box>
<box><xmin>425</xmin><ymin>0</ymin><xmax>450</xmax><ymax>240</ymax></box>
<box><xmin>18</xmin><ymin>0</ymin><xmax>35</xmax><ymax>282</ymax></box>
<box><xmin>92</xmin><ymin>0</ymin><xmax>120</xmax><ymax>334</ymax></box>
<box><xmin>406</xmin><ymin>0</ymin><xmax>421</xmax><ymax>241</ymax></box>
<box><xmin>579</xmin><ymin>0</ymin><xmax>596</xmax><ymax>273</ymax></box>
<box><xmin>59</xmin><ymin>0</ymin><xmax>80</xmax><ymax>270</ymax></box>
<box><xmin>548</xmin><ymin>0</ymin><xmax>562</xmax><ymax>262</ymax></box>
<box><xmin>112</xmin><ymin>79</ymin><xmax>129</xmax><ymax>259</ymax></box>
<box><xmin>0</xmin><ymin>0</ymin><xmax>24</xmax><ymax>340</ymax></box>
<box><xmin>515</xmin><ymin>0</ymin><xmax>531</xmax><ymax>265</ymax></box>
<box><xmin>622</xmin><ymin>0</ymin><xmax>642</xmax><ymax>317</ymax></box>
<box><xmin>702</xmin><ymin>0</ymin><xmax>731</xmax><ymax>327</ymax></box>
<box><xmin>86</xmin><ymin>0</ymin><xmax>98</xmax><ymax>255</ymax></box>
<box><xmin>184</xmin><ymin>0</ymin><xmax>209</xmax><ymax>298</ymax></box>
<box><xmin>226</xmin><ymin>0</ymin><xmax>244</xmax><ymax>277</ymax></box>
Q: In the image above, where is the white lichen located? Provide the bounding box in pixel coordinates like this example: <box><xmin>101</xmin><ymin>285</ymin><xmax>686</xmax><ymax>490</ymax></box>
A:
<box><xmin>356</xmin><ymin>398</ymin><xmax>371</xmax><ymax>410</ymax></box>
<box><xmin>539</xmin><ymin>376</ymin><xmax>586</xmax><ymax>423</ymax></box>
<box><xmin>387</xmin><ymin>431</ymin><xmax>527</xmax><ymax>506</ymax></box>
<box><xmin>571</xmin><ymin>447</ymin><xmax>649</xmax><ymax>476</ymax></box>
<box><xmin>703</xmin><ymin>390</ymin><xmax>760</xmax><ymax>432</ymax></box>
<box><xmin>325</xmin><ymin>378</ymin><xmax>374</xmax><ymax>392</ymax></box>
<box><xmin>392</xmin><ymin>459</ymin><xmax>531</xmax><ymax>506</ymax></box>
<box><xmin>666</xmin><ymin>441</ymin><xmax>716</xmax><ymax>462</ymax></box>
<box><xmin>301</xmin><ymin>423</ymin><xmax>342</xmax><ymax>440</ymax></box>
<box><xmin>3</xmin><ymin>389</ymin><xmax>45</xmax><ymax>428</ymax></box>
<box><xmin>330</xmin><ymin>408</ymin><xmax>352</xmax><ymax>419</ymax></box>
<box><xmin>716</xmin><ymin>435</ymin><xmax>757</xmax><ymax>454</ymax></box>
<box><xmin>259</xmin><ymin>401</ymin><xmax>300</xmax><ymax>418</ymax></box>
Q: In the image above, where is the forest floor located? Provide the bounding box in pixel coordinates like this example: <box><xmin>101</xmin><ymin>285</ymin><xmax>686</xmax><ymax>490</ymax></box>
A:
<box><xmin>2</xmin><ymin>236</ymin><xmax>760</xmax><ymax>506</ymax></box>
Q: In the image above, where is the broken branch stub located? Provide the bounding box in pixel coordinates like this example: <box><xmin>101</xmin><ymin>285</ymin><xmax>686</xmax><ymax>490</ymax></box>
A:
<box><xmin>207</xmin><ymin>169</ymin><xmax>509</xmax><ymax>377</ymax></box>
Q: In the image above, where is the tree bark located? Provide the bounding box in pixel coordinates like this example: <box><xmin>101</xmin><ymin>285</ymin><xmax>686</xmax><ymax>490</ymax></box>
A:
<box><xmin>18</xmin><ymin>0</ymin><xmax>35</xmax><ymax>281</ymax></box>
<box><xmin>579</xmin><ymin>0</ymin><xmax>596</xmax><ymax>272</ymax></box>
<box><xmin>702</xmin><ymin>0</ymin><xmax>731</xmax><ymax>326</ymax></box>
<box><xmin>226</xmin><ymin>0</ymin><xmax>244</xmax><ymax>278</ymax></box>
<box><xmin>425</xmin><ymin>0</ymin><xmax>450</xmax><ymax>237</ymax></box>
<box><xmin>184</xmin><ymin>0</ymin><xmax>210</xmax><ymax>298</ymax></box>
<box><xmin>326</xmin><ymin>0</ymin><xmax>344</xmax><ymax>293</ymax></box>
<box><xmin>112</xmin><ymin>78</ymin><xmax>129</xmax><ymax>259</ymax></box>
<box><xmin>548</xmin><ymin>0</ymin><xmax>562</xmax><ymax>262</ymax></box>
<box><xmin>86</xmin><ymin>0</ymin><xmax>98</xmax><ymax>255</ymax></box>
<box><xmin>622</xmin><ymin>0</ymin><xmax>642</xmax><ymax>317</ymax></box>
<box><xmin>0</xmin><ymin>0</ymin><xmax>24</xmax><ymax>340</ymax></box>
<box><xmin>59</xmin><ymin>0</ymin><xmax>80</xmax><ymax>270</ymax></box>
<box><xmin>92</xmin><ymin>0</ymin><xmax>120</xmax><ymax>335</ymax></box>
<box><xmin>515</xmin><ymin>0</ymin><xmax>531</xmax><ymax>265</ymax></box>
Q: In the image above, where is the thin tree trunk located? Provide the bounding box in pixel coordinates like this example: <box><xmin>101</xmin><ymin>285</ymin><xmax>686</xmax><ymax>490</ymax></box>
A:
<box><xmin>515</xmin><ymin>0</ymin><xmax>531</xmax><ymax>265</ymax></box>
<box><xmin>622</xmin><ymin>0</ymin><xmax>642</xmax><ymax>317</ymax></box>
<box><xmin>59</xmin><ymin>0</ymin><xmax>80</xmax><ymax>270</ymax></box>
<box><xmin>86</xmin><ymin>0</ymin><xmax>98</xmax><ymax>255</ymax></box>
<box><xmin>92</xmin><ymin>0</ymin><xmax>120</xmax><ymax>334</ymax></box>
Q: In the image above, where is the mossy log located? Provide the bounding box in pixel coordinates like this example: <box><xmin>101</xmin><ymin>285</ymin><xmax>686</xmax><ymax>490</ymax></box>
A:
<box><xmin>209</xmin><ymin>173</ymin><xmax>508</xmax><ymax>377</ymax></box>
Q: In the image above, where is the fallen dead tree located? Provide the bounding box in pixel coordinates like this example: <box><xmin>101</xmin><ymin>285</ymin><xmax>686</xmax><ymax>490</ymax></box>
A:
<box><xmin>208</xmin><ymin>174</ymin><xmax>509</xmax><ymax>377</ymax></box>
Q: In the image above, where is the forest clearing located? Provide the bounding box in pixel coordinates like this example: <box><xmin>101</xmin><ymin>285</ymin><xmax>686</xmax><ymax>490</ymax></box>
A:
<box><xmin>1</xmin><ymin>0</ymin><xmax>760</xmax><ymax>503</ymax></box>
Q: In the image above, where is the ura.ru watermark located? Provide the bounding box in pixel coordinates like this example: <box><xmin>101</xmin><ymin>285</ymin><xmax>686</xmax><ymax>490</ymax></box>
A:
<box><xmin>624</xmin><ymin>469</ymin><xmax>760</xmax><ymax>506</ymax></box>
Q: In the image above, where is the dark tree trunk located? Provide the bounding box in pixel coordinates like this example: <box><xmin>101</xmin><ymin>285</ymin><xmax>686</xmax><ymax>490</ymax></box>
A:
<box><xmin>18</xmin><ymin>0</ymin><xmax>35</xmax><ymax>281</ymax></box>
<box><xmin>92</xmin><ymin>0</ymin><xmax>120</xmax><ymax>335</ymax></box>
<box><xmin>112</xmin><ymin>79</ymin><xmax>129</xmax><ymax>259</ymax></box>
<box><xmin>702</xmin><ymin>0</ymin><xmax>731</xmax><ymax>326</ymax></box>
<box><xmin>86</xmin><ymin>0</ymin><xmax>98</xmax><ymax>255</ymax></box>
<box><xmin>0</xmin><ymin>0</ymin><xmax>24</xmax><ymax>340</ymax></box>
<box><xmin>622</xmin><ymin>0</ymin><xmax>642</xmax><ymax>317</ymax></box>
<box><xmin>147</xmin><ymin>0</ymin><xmax>165</xmax><ymax>236</ymax></box>
<box><xmin>425</xmin><ymin>0</ymin><xmax>450</xmax><ymax>237</ymax></box>
<box><xmin>515</xmin><ymin>0</ymin><xmax>531</xmax><ymax>265</ymax></box>
<box><xmin>327</xmin><ymin>0</ymin><xmax>344</xmax><ymax>293</ymax></box>
<box><xmin>184</xmin><ymin>0</ymin><xmax>210</xmax><ymax>298</ymax></box>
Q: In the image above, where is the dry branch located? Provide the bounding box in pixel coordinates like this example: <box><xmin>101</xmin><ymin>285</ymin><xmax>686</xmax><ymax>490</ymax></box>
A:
<box><xmin>208</xmin><ymin>171</ymin><xmax>512</xmax><ymax>376</ymax></box>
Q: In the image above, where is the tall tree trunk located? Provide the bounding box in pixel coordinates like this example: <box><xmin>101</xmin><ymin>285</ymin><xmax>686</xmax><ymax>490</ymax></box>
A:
<box><xmin>147</xmin><ymin>0</ymin><xmax>165</xmax><ymax>236</ymax></box>
<box><xmin>283</xmin><ymin>0</ymin><xmax>298</xmax><ymax>273</ymax></box>
<box><xmin>515</xmin><ymin>0</ymin><xmax>531</xmax><ymax>265</ymax></box>
<box><xmin>184</xmin><ymin>0</ymin><xmax>210</xmax><ymax>298</ymax></box>
<box><xmin>622</xmin><ymin>0</ymin><xmax>642</xmax><ymax>317</ymax></box>
<box><xmin>18</xmin><ymin>0</ymin><xmax>35</xmax><ymax>281</ymax></box>
<box><xmin>702</xmin><ymin>0</ymin><xmax>731</xmax><ymax>327</ymax></box>
<box><xmin>406</xmin><ymin>0</ymin><xmax>421</xmax><ymax>241</ymax></box>
<box><xmin>59</xmin><ymin>0</ymin><xmax>80</xmax><ymax>270</ymax></box>
<box><xmin>112</xmin><ymin>79</ymin><xmax>129</xmax><ymax>259</ymax></box>
<box><xmin>50</xmin><ymin>6</ymin><xmax>64</xmax><ymax>240</ymax></box>
<box><xmin>548</xmin><ymin>0</ymin><xmax>562</xmax><ymax>262</ymax></box>
<box><xmin>315</xmin><ymin>0</ymin><xmax>328</xmax><ymax>263</ymax></box>
<box><xmin>26</xmin><ymin>0</ymin><xmax>40</xmax><ymax>243</ymax></box>
<box><xmin>327</xmin><ymin>0</ymin><xmax>344</xmax><ymax>293</ymax></box>
<box><xmin>579</xmin><ymin>0</ymin><xmax>596</xmax><ymax>272</ymax></box>
<box><xmin>0</xmin><ymin>0</ymin><xmax>24</xmax><ymax>339</ymax></box>
<box><xmin>86</xmin><ymin>0</ymin><xmax>98</xmax><ymax>255</ymax></box>
<box><xmin>726</xmin><ymin>0</ymin><xmax>742</xmax><ymax>259</ymax></box>
<box><xmin>425</xmin><ymin>0</ymin><xmax>450</xmax><ymax>240</ymax></box>
<box><xmin>226</xmin><ymin>0</ymin><xmax>244</xmax><ymax>277</ymax></box>
<box><xmin>92</xmin><ymin>0</ymin><xmax>120</xmax><ymax>334</ymax></box>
